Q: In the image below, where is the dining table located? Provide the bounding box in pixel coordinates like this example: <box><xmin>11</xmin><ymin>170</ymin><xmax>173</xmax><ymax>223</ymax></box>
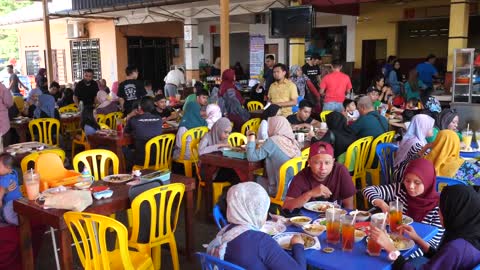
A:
<box><xmin>10</xmin><ymin>118</ymin><xmax>30</xmax><ymax>143</ymax></box>
<box><xmin>285</xmin><ymin>209</ymin><xmax>439</xmax><ymax>270</ymax></box>
<box><xmin>249</xmin><ymin>109</ymin><xmax>264</xmax><ymax>119</ymax></box>
<box><xmin>13</xmin><ymin>173</ymin><xmax>196</xmax><ymax>270</ymax></box>
<box><xmin>4</xmin><ymin>142</ymin><xmax>59</xmax><ymax>167</ymax></box>
<box><xmin>87</xmin><ymin>126</ymin><xmax>178</xmax><ymax>173</ymax></box>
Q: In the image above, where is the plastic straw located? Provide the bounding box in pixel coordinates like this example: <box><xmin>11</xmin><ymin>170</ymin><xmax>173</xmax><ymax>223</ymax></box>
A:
<box><xmin>381</xmin><ymin>212</ymin><xmax>388</xmax><ymax>228</ymax></box>
<box><xmin>351</xmin><ymin>210</ymin><xmax>358</xmax><ymax>225</ymax></box>
<box><xmin>396</xmin><ymin>197</ymin><xmax>399</xmax><ymax>211</ymax></box>
<box><xmin>467</xmin><ymin>123</ymin><xmax>470</xmax><ymax>134</ymax></box>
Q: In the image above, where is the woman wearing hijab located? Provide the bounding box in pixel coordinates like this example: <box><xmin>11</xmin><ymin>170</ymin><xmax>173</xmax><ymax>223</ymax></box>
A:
<box><xmin>34</xmin><ymin>94</ymin><xmax>58</xmax><ymax>119</ymax></box>
<box><xmin>56</xmin><ymin>88</ymin><xmax>75</xmax><ymax>108</ymax></box>
<box><xmin>289</xmin><ymin>65</ymin><xmax>319</xmax><ymax>101</ymax></box>
<box><xmin>207</xmin><ymin>182</ymin><xmax>306</xmax><ymax>269</ymax></box>
<box><xmin>258</xmin><ymin>104</ymin><xmax>281</xmax><ymax>140</ymax></box>
<box><xmin>371</xmin><ymin>185</ymin><xmax>480</xmax><ymax>270</ymax></box>
<box><xmin>218</xmin><ymin>69</ymin><xmax>244</xmax><ymax>105</ymax></box>
<box><xmin>424</xmin><ymin>130</ymin><xmax>480</xmax><ymax>185</ymax></box>
<box><xmin>35</xmin><ymin>68</ymin><xmax>47</xmax><ymax>90</ymax></box>
<box><xmin>95</xmin><ymin>90</ymin><xmax>119</xmax><ymax>115</ymax></box>
<box><xmin>393</xmin><ymin>114</ymin><xmax>435</xmax><ymax>183</ymax></box>
<box><xmin>206</xmin><ymin>104</ymin><xmax>222</xmax><ymax>129</ymax></box>
<box><xmin>364</xmin><ymin>158</ymin><xmax>444</xmax><ymax>258</ymax></box>
<box><xmin>81</xmin><ymin>106</ymin><xmax>101</xmax><ymax>136</ymax></box>
<box><xmin>388</xmin><ymin>60</ymin><xmax>403</xmax><ymax>95</ymax></box>
<box><xmin>313</xmin><ymin>111</ymin><xmax>357</xmax><ymax>160</ymax></box>
<box><xmin>404</xmin><ymin>69</ymin><xmax>426</xmax><ymax>101</ymax></box>
<box><xmin>220</xmin><ymin>89</ymin><xmax>250</xmax><ymax>132</ymax></box>
<box><xmin>427</xmin><ymin>108</ymin><xmax>462</xmax><ymax>143</ymax></box>
<box><xmin>246</xmin><ymin>116</ymin><xmax>301</xmax><ymax>196</ymax></box>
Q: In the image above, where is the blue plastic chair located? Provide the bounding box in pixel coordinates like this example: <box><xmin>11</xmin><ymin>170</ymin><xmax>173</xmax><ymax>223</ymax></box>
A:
<box><xmin>376</xmin><ymin>143</ymin><xmax>399</xmax><ymax>185</ymax></box>
<box><xmin>436</xmin><ymin>176</ymin><xmax>468</xmax><ymax>192</ymax></box>
<box><xmin>213</xmin><ymin>204</ymin><xmax>228</xmax><ymax>230</ymax></box>
<box><xmin>472</xmin><ymin>265</ymin><xmax>480</xmax><ymax>270</ymax></box>
<box><xmin>196</xmin><ymin>252</ymin><xmax>245</xmax><ymax>270</ymax></box>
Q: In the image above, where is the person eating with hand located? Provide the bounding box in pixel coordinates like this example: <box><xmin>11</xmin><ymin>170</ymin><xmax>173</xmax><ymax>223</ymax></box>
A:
<box><xmin>283</xmin><ymin>142</ymin><xmax>355</xmax><ymax>211</ymax></box>
<box><xmin>286</xmin><ymin>100</ymin><xmax>320</xmax><ymax>131</ymax></box>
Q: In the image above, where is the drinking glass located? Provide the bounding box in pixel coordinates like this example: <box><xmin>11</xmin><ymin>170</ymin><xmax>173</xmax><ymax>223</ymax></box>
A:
<box><xmin>462</xmin><ymin>130</ymin><xmax>473</xmax><ymax>150</ymax></box>
<box><xmin>341</xmin><ymin>215</ymin><xmax>354</xmax><ymax>252</ymax></box>
<box><xmin>476</xmin><ymin>131</ymin><xmax>480</xmax><ymax>150</ymax></box>
<box><xmin>389</xmin><ymin>201</ymin><xmax>403</xmax><ymax>233</ymax></box>
<box><xmin>368</xmin><ymin>214</ymin><xmax>386</xmax><ymax>256</ymax></box>
<box><xmin>24</xmin><ymin>170</ymin><xmax>40</xmax><ymax>200</ymax></box>
<box><xmin>326</xmin><ymin>208</ymin><xmax>341</xmax><ymax>244</ymax></box>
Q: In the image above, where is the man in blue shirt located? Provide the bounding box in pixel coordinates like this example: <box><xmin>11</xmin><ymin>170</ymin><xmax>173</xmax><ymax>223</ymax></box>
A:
<box><xmin>351</xmin><ymin>96</ymin><xmax>388</xmax><ymax>138</ymax></box>
<box><xmin>416</xmin><ymin>54</ymin><xmax>439</xmax><ymax>90</ymax></box>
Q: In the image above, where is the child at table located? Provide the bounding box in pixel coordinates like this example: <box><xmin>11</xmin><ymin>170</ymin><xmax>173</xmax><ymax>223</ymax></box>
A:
<box><xmin>0</xmin><ymin>153</ymin><xmax>22</xmax><ymax>225</ymax></box>
<box><xmin>343</xmin><ymin>99</ymin><xmax>359</xmax><ymax>122</ymax></box>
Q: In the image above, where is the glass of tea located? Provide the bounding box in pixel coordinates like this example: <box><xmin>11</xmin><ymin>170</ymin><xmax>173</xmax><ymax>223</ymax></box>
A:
<box><xmin>326</xmin><ymin>208</ymin><xmax>341</xmax><ymax>244</ymax></box>
<box><xmin>341</xmin><ymin>215</ymin><xmax>355</xmax><ymax>252</ymax></box>
<box><xmin>389</xmin><ymin>201</ymin><xmax>403</xmax><ymax>233</ymax></box>
<box><xmin>367</xmin><ymin>214</ymin><xmax>386</xmax><ymax>256</ymax></box>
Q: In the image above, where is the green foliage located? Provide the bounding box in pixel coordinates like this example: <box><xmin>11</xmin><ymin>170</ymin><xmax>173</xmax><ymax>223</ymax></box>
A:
<box><xmin>0</xmin><ymin>0</ymin><xmax>33</xmax><ymax>60</ymax></box>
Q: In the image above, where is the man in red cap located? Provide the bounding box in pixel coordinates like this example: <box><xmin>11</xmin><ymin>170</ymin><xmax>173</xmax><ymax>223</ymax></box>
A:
<box><xmin>283</xmin><ymin>141</ymin><xmax>355</xmax><ymax>210</ymax></box>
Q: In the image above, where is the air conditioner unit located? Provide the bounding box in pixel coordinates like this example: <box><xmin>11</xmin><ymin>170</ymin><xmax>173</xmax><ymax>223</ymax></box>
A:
<box><xmin>67</xmin><ymin>22</ymin><xmax>88</xmax><ymax>39</ymax></box>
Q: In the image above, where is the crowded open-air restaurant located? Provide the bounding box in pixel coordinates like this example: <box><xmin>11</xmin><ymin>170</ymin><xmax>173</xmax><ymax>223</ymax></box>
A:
<box><xmin>1</xmin><ymin>0</ymin><xmax>480</xmax><ymax>269</ymax></box>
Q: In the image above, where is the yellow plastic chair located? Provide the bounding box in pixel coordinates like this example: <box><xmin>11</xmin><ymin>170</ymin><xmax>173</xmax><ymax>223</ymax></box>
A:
<box><xmin>246</xmin><ymin>101</ymin><xmax>264</xmax><ymax>112</ymax></box>
<box><xmin>344</xmin><ymin>136</ymin><xmax>374</xmax><ymax>209</ymax></box>
<box><xmin>73</xmin><ymin>149</ymin><xmax>119</xmax><ymax>181</ymax></box>
<box><xmin>99</xmin><ymin>123</ymin><xmax>110</xmax><ymax>129</ymax></box>
<box><xmin>320</xmin><ymin>110</ymin><xmax>332</xmax><ymax>122</ymax></box>
<box><xmin>36</xmin><ymin>153</ymin><xmax>81</xmax><ymax>191</ymax></box>
<box><xmin>71</xmin><ymin>130</ymin><xmax>90</xmax><ymax>160</ymax></box>
<box><xmin>13</xmin><ymin>96</ymin><xmax>24</xmax><ymax>113</ymax></box>
<box><xmin>129</xmin><ymin>183</ymin><xmax>185</xmax><ymax>270</ymax></box>
<box><xmin>191</xmin><ymin>140</ymin><xmax>231</xmax><ymax>212</ymax></box>
<box><xmin>28</xmin><ymin>118</ymin><xmax>61</xmax><ymax>146</ymax></box>
<box><xmin>58</xmin><ymin>106</ymin><xmax>78</xmax><ymax>114</ymax></box>
<box><xmin>132</xmin><ymin>134</ymin><xmax>176</xmax><ymax>171</ymax></box>
<box><xmin>96</xmin><ymin>114</ymin><xmax>106</xmax><ymax>124</ymax></box>
<box><xmin>240</xmin><ymin>118</ymin><xmax>261</xmax><ymax>135</ymax></box>
<box><xmin>227</xmin><ymin>132</ymin><xmax>247</xmax><ymax>147</ymax></box>
<box><xmin>272</xmin><ymin>157</ymin><xmax>308</xmax><ymax>206</ymax></box>
<box><xmin>64</xmin><ymin>212</ymin><xmax>154</xmax><ymax>270</ymax></box>
<box><xmin>20</xmin><ymin>148</ymin><xmax>66</xmax><ymax>173</ymax></box>
<box><xmin>365</xmin><ymin>131</ymin><xmax>396</xmax><ymax>186</ymax></box>
<box><xmin>301</xmin><ymin>147</ymin><xmax>310</xmax><ymax>159</ymax></box>
<box><xmin>173</xmin><ymin>126</ymin><xmax>208</xmax><ymax>177</ymax></box>
<box><xmin>103</xmin><ymin>111</ymin><xmax>124</xmax><ymax>129</ymax></box>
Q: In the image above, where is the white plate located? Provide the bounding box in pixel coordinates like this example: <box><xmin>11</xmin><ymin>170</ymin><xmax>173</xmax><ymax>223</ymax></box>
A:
<box><xmin>103</xmin><ymin>174</ymin><xmax>134</xmax><ymax>183</ymax></box>
<box><xmin>303</xmin><ymin>201</ymin><xmax>334</xmax><ymax>213</ymax></box>
<box><xmin>312</xmin><ymin>218</ymin><xmax>326</xmax><ymax>225</ymax></box>
<box><xmin>273</xmin><ymin>232</ymin><xmax>320</xmax><ymax>250</ymax></box>
<box><xmin>371</xmin><ymin>213</ymin><xmax>413</xmax><ymax>225</ymax></box>
<box><xmin>366</xmin><ymin>235</ymin><xmax>415</xmax><ymax>251</ymax></box>
<box><xmin>460</xmin><ymin>149</ymin><xmax>479</xmax><ymax>153</ymax></box>
<box><xmin>260</xmin><ymin>221</ymin><xmax>286</xmax><ymax>236</ymax></box>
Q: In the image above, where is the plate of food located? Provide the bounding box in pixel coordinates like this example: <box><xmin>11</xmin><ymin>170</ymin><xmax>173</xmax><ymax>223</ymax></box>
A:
<box><xmin>302</xmin><ymin>224</ymin><xmax>326</xmax><ymax>237</ymax></box>
<box><xmin>312</xmin><ymin>218</ymin><xmax>326</xmax><ymax>226</ymax></box>
<box><xmin>349</xmin><ymin>210</ymin><xmax>371</xmax><ymax>221</ymax></box>
<box><xmin>273</xmin><ymin>232</ymin><xmax>320</xmax><ymax>250</ymax></box>
<box><xmin>370</xmin><ymin>213</ymin><xmax>413</xmax><ymax>225</ymax></box>
<box><xmin>260</xmin><ymin>221</ymin><xmax>286</xmax><ymax>236</ymax></box>
<box><xmin>303</xmin><ymin>201</ymin><xmax>334</xmax><ymax>213</ymax></box>
<box><xmin>103</xmin><ymin>174</ymin><xmax>133</xmax><ymax>183</ymax></box>
<box><xmin>389</xmin><ymin>234</ymin><xmax>415</xmax><ymax>251</ymax></box>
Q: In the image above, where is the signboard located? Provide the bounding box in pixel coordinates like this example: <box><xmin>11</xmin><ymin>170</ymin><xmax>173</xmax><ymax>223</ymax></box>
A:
<box><xmin>249</xmin><ymin>35</ymin><xmax>265</xmax><ymax>79</ymax></box>
<box><xmin>184</xmin><ymin>25</ymin><xmax>192</xmax><ymax>41</ymax></box>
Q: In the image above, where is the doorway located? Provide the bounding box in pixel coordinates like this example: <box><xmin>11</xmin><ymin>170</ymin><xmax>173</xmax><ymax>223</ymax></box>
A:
<box><xmin>361</xmin><ymin>39</ymin><xmax>386</xmax><ymax>92</ymax></box>
<box><xmin>127</xmin><ymin>37</ymin><xmax>172</xmax><ymax>90</ymax></box>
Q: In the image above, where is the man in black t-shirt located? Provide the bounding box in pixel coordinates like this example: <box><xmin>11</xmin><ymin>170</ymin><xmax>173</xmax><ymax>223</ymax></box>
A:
<box><xmin>74</xmin><ymin>69</ymin><xmax>99</xmax><ymax>107</ymax></box>
<box><xmin>302</xmin><ymin>54</ymin><xmax>322</xmax><ymax>88</ymax></box>
<box><xmin>153</xmin><ymin>94</ymin><xmax>177</xmax><ymax>121</ymax></box>
<box><xmin>259</xmin><ymin>55</ymin><xmax>275</xmax><ymax>96</ymax></box>
<box><xmin>117</xmin><ymin>66</ymin><xmax>146</xmax><ymax>114</ymax></box>
<box><xmin>287</xmin><ymin>100</ymin><xmax>320</xmax><ymax>130</ymax></box>
<box><xmin>7</xmin><ymin>65</ymin><xmax>26</xmax><ymax>95</ymax></box>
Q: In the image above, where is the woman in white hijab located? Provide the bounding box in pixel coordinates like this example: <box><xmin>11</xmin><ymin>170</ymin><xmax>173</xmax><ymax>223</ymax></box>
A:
<box><xmin>207</xmin><ymin>182</ymin><xmax>306</xmax><ymax>269</ymax></box>
<box><xmin>206</xmin><ymin>104</ymin><xmax>222</xmax><ymax>129</ymax></box>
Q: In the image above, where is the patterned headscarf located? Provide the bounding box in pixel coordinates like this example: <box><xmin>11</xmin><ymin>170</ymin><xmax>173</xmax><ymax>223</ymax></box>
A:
<box><xmin>395</xmin><ymin>114</ymin><xmax>435</xmax><ymax>166</ymax></box>
<box><xmin>437</xmin><ymin>108</ymin><xmax>458</xmax><ymax>130</ymax></box>
<box><xmin>207</xmin><ymin>182</ymin><xmax>270</xmax><ymax>259</ymax></box>
<box><xmin>206</xmin><ymin>104</ymin><xmax>222</xmax><ymax>129</ymax></box>
<box><xmin>289</xmin><ymin>65</ymin><xmax>307</xmax><ymax>97</ymax></box>
<box><xmin>268</xmin><ymin>116</ymin><xmax>300</xmax><ymax>158</ymax></box>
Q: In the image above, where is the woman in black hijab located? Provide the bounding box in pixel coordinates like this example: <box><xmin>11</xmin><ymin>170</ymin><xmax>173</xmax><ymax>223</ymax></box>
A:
<box><xmin>313</xmin><ymin>111</ymin><xmax>357</xmax><ymax>159</ymax></box>
<box><xmin>371</xmin><ymin>185</ymin><xmax>480</xmax><ymax>270</ymax></box>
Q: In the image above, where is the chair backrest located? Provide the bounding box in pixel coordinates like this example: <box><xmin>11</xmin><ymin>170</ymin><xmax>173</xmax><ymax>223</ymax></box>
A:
<box><xmin>228</xmin><ymin>132</ymin><xmax>247</xmax><ymax>147</ymax></box>
<box><xmin>436</xmin><ymin>176</ymin><xmax>468</xmax><ymax>192</ymax></box>
<box><xmin>35</xmin><ymin>152</ymin><xmax>67</xmax><ymax>179</ymax></box>
<box><xmin>28</xmin><ymin>118</ymin><xmax>61</xmax><ymax>146</ymax></box>
<box><xmin>376</xmin><ymin>143</ymin><xmax>399</xmax><ymax>185</ymax></box>
<box><xmin>130</xmin><ymin>183</ymin><xmax>185</xmax><ymax>245</ymax></box>
<box><xmin>64</xmin><ymin>212</ymin><xmax>138</xmax><ymax>270</ymax></box>
<box><xmin>344</xmin><ymin>136</ymin><xmax>373</xmax><ymax>177</ymax></box>
<box><xmin>142</xmin><ymin>134</ymin><xmax>176</xmax><ymax>170</ymax></box>
<box><xmin>273</xmin><ymin>156</ymin><xmax>308</xmax><ymax>206</ymax></box>
<box><xmin>246</xmin><ymin>101</ymin><xmax>264</xmax><ymax>112</ymax></box>
<box><xmin>213</xmin><ymin>204</ymin><xmax>228</xmax><ymax>230</ymax></box>
<box><xmin>366</xmin><ymin>131</ymin><xmax>395</xmax><ymax>169</ymax></box>
<box><xmin>104</xmin><ymin>112</ymin><xmax>124</xmax><ymax>129</ymax></box>
<box><xmin>320</xmin><ymin>110</ymin><xmax>332</xmax><ymax>122</ymax></box>
<box><xmin>73</xmin><ymin>149</ymin><xmax>119</xmax><ymax>181</ymax></box>
<box><xmin>20</xmin><ymin>148</ymin><xmax>66</xmax><ymax>173</ymax></box>
<box><xmin>58</xmin><ymin>106</ymin><xmax>78</xmax><ymax>114</ymax></box>
<box><xmin>301</xmin><ymin>147</ymin><xmax>310</xmax><ymax>159</ymax></box>
<box><xmin>99</xmin><ymin>123</ymin><xmax>110</xmax><ymax>130</ymax></box>
<box><xmin>179</xmin><ymin>126</ymin><xmax>209</xmax><ymax>162</ymax></box>
<box><xmin>196</xmin><ymin>252</ymin><xmax>245</xmax><ymax>270</ymax></box>
<box><xmin>96</xmin><ymin>114</ymin><xmax>106</xmax><ymax>124</ymax></box>
<box><xmin>240</xmin><ymin>118</ymin><xmax>261</xmax><ymax>135</ymax></box>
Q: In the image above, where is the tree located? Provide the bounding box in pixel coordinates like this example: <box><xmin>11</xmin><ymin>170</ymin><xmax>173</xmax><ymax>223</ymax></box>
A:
<box><xmin>0</xmin><ymin>0</ymin><xmax>33</xmax><ymax>62</ymax></box>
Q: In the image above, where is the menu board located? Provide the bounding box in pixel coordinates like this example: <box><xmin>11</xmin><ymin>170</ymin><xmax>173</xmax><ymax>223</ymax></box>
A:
<box><xmin>249</xmin><ymin>35</ymin><xmax>265</xmax><ymax>79</ymax></box>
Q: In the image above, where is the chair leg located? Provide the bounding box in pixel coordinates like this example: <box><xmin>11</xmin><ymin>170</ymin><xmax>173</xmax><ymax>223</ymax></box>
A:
<box><xmin>152</xmin><ymin>246</ymin><xmax>161</xmax><ymax>270</ymax></box>
<box><xmin>184</xmin><ymin>161</ymin><xmax>193</xmax><ymax>177</ymax></box>
<box><xmin>169</xmin><ymin>237</ymin><xmax>180</xmax><ymax>270</ymax></box>
<box><xmin>195</xmin><ymin>184</ymin><xmax>203</xmax><ymax>213</ymax></box>
<box><xmin>71</xmin><ymin>142</ymin><xmax>76</xmax><ymax>161</ymax></box>
<box><xmin>50</xmin><ymin>227</ymin><xmax>61</xmax><ymax>270</ymax></box>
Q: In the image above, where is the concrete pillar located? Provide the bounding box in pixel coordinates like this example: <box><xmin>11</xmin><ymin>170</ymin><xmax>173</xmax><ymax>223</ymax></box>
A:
<box><xmin>184</xmin><ymin>18</ymin><xmax>200</xmax><ymax>82</ymax></box>
<box><xmin>220</xmin><ymin>0</ymin><xmax>230</xmax><ymax>72</ymax></box>
<box><xmin>42</xmin><ymin>0</ymin><xmax>53</xmax><ymax>84</ymax></box>
<box><xmin>447</xmin><ymin>0</ymin><xmax>469</xmax><ymax>72</ymax></box>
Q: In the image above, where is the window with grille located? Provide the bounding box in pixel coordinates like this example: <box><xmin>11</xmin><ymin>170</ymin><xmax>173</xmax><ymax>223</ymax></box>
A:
<box><xmin>70</xmin><ymin>39</ymin><xmax>101</xmax><ymax>81</ymax></box>
<box><xmin>25</xmin><ymin>50</ymin><xmax>40</xmax><ymax>75</ymax></box>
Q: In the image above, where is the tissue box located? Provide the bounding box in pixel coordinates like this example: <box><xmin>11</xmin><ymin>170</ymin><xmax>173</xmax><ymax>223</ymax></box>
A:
<box><xmin>141</xmin><ymin>170</ymin><xmax>171</xmax><ymax>184</ymax></box>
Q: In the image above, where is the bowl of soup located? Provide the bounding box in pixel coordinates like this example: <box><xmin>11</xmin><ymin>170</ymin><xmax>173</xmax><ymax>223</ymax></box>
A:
<box><xmin>290</xmin><ymin>216</ymin><xmax>312</xmax><ymax>227</ymax></box>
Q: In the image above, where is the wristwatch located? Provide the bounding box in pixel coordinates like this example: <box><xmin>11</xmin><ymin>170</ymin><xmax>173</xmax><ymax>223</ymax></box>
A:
<box><xmin>388</xmin><ymin>250</ymin><xmax>401</xmax><ymax>261</ymax></box>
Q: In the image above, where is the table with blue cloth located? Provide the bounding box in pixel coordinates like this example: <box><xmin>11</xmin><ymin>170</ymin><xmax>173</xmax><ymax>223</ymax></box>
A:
<box><xmin>460</xmin><ymin>142</ymin><xmax>480</xmax><ymax>159</ymax></box>
<box><xmin>285</xmin><ymin>209</ymin><xmax>439</xmax><ymax>270</ymax></box>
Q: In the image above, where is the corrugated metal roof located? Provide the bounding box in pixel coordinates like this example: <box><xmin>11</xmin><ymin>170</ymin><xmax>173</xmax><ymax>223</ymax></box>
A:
<box><xmin>0</xmin><ymin>0</ymin><xmax>72</xmax><ymax>27</ymax></box>
<box><xmin>72</xmin><ymin>0</ymin><xmax>144</xmax><ymax>10</ymax></box>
